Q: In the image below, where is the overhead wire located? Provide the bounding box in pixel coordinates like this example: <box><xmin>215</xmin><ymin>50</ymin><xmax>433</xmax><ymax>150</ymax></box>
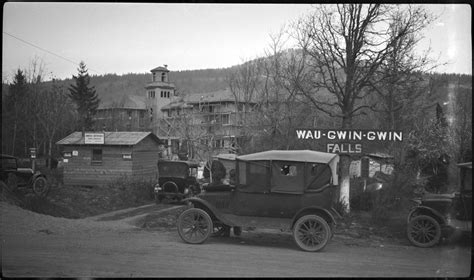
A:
<box><xmin>3</xmin><ymin>31</ymin><xmax>102</xmax><ymax>75</ymax></box>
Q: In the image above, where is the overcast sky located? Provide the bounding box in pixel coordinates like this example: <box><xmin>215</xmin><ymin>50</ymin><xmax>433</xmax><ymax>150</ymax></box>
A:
<box><xmin>2</xmin><ymin>3</ymin><xmax>472</xmax><ymax>82</ymax></box>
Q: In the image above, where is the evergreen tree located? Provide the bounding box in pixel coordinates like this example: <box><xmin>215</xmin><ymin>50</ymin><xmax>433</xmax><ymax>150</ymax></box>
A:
<box><xmin>3</xmin><ymin>69</ymin><xmax>29</xmax><ymax>155</ymax></box>
<box><xmin>68</xmin><ymin>61</ymin><xmax>99</xmax><ymax>132</ymax></box>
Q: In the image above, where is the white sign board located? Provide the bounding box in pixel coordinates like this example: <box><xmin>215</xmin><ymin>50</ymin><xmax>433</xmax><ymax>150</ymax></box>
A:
<box><xmin>85</xmin><ymin>133</ymin><xmax>105</xmax><ymax>144</ymax></box>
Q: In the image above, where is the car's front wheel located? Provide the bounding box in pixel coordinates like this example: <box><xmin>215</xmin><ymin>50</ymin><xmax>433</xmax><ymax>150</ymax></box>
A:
<box><xmin>32</xmin><ymin>177</ymin><xmax>49</xmax><ymax>196</ymax></box>
<box><xmin>177</xmin><ymin>208</ymin><xmax>213</xmax><ymax>244</ymax></box>
<box><xmin>407</xmin><ymin>215</ymin><xmax>441</xmax><ymax>248</ymax></box>
<box><xmin>293</xmin><ymin>214</ymin><xmax>331</xmax><ymax>252</ymax></box>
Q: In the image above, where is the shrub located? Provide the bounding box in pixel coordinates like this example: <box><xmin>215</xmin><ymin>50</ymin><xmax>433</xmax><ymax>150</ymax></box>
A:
<box><xmin>106</xmin><ymin>175</ymin><xmax>155</xmax><ymax>208</ymax></box>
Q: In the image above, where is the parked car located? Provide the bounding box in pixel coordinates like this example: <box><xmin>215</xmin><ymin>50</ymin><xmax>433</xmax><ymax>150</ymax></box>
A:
<box><xmin>406</xmin><ymin>162</ymin><xmax>472</xmax><ymax>247</ymax></box>
<box><xmin>0</xmin><ymin>154</ymin><xmax>49</xmax><ymax>196</ymax></box>
<box><xmin>154</xmin><ymin>159</ymin><xmax>201</xmax><ymax>203</ymax></box>
<box><xmin>176</xmin><ymin>150</ymin><xmax>341</xmax><ymax>252</ymax></box>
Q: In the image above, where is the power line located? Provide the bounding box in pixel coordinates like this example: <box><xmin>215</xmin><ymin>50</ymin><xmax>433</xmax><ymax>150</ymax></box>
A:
<box><xmin>3</xmin><ymin>31</ymin><xmax>102</xmax><ymax>74</ymax></box>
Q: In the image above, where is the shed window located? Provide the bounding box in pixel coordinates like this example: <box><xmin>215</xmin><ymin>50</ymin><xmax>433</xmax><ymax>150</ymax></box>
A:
<box><xmin>92</xmin><ymin>149</ymin><xmax>102</xmax><ymax>165</ymax></box>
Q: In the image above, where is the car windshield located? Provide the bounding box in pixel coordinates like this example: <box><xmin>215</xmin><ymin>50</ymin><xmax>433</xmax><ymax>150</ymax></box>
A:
<box><xmin>158</xmin><ymin>162</ymin><xmax>189</xmax><ymax>178</ymax></box>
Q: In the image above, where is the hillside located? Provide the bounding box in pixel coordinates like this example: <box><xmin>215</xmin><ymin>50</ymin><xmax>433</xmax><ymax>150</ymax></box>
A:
<box><xmin>2</xmin><ymin>59</ymin><xmax>472</xmax><ymax>110</ymax></box>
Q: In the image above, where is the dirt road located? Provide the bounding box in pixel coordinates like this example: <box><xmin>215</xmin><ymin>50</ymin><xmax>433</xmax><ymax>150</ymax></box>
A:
<box><xmin>1</xmin><ymin>202</ymin><xmax>471</xmax><ymax>277</ymax></box>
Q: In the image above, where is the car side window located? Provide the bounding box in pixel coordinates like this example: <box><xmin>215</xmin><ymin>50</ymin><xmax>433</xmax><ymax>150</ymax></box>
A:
<box><xmin>307</xmin><ymin>163</ymin><xmax>332</xmax><ymax>190</ymax></box>
<box><xmin>280</xmin><ymin>164</ymin><xmax>297</xmax><ymax>176</ymax></box>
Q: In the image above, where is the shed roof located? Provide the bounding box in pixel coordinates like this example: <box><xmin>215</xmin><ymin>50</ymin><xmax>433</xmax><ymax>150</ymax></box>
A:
<box><xmin>56</xmin><ymin>131</ymin><xmax>163</xmax><ymax>146</ymax></box>
<box><xmin>237</xmin><ymin>150</ymin><xmax>338</xmax><ymax>164</ymax></box>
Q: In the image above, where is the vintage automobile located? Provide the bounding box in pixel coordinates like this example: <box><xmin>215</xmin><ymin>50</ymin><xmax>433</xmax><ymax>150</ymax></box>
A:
<box><xmin>154</xmin><ymin>159</ymin><xmax>201</xmax><ymax>203</ymax></box>
<box><xmin>406</xmin><ymin>162</ymin><xmax>472</xmax><ymax>247</ymax></box>
<box><xmin>176</xmin><ymin>150</ymin><xmax>341</xmax><ymax>252</ymax></box>
<box><xmin>0</xmin><ymin>154</ymin><xmax>49</xmax><ymax>196</ymax></box>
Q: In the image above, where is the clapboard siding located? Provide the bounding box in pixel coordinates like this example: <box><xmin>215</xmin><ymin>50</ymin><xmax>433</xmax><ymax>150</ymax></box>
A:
<box><xmin>132</xmin><ymin>137</ymin><xmax>160</xmax><ymax>181</ymax></box>
<box><xmin>60</xmin><ymin>134</ymin><xmax>161</xmax><ymax>186</ymax></box>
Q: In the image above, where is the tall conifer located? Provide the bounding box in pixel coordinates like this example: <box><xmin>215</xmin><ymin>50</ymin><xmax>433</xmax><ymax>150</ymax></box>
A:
<box><xmin>68</xmin><ymin>61</ymin><xmax>99</xmax><ymax>133</ymax></box>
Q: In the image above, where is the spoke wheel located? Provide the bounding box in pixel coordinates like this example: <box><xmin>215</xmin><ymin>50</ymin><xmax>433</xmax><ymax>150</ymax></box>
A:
<box><xmin>293</xmin><ymin>215</ymin><xmax>331</xmax><ymax>252</ymax></box>
<box><xmin>32</xmin><ymin>177</ymin><xmax>49</xmax><ymax>196</ymax></box>
<box><xmin>407</xmin><ymin>215</ymin><xmax>441</xmax><ymax>248</ymax></box>
<box><xmin>177</xmin><ymin>208</ymin><xmax>212</xmax><ymax>244</ymax></box>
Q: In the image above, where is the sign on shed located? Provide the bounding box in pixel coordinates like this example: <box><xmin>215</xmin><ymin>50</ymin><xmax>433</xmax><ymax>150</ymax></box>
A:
<box><xmin>84</xmin><ymin>133</ymin><xmax>105</xmax><ymax>144</ymax></box>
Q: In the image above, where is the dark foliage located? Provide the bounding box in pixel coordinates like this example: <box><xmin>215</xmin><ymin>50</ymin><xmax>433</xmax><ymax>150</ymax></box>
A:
<box><xmin>68</xmin><ymin>61</ymin><xmax>100</xmax><ymax>131</ymax></box>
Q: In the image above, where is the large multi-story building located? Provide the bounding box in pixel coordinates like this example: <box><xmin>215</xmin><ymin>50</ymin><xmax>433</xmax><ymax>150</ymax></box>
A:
<box><xmin>158</xmin><ymin>88</ymin><xmax>257</xmax><ymax>160</ymax></box>
<box><xmin>94</xmin><ymin>95</ymin><xmax>148</xmax><ymax>132</ymax></box>
<box><xmin>94</xmin><ymin>65</ymin><xmax>257</xmax><ymax>160</ymax></box>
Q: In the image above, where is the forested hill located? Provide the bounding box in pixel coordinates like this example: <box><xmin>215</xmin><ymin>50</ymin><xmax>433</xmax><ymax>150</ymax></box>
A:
<box><xmin>32</xmin><ymin>67</ymin><xmax>232</xmax><ymax>106</ymax></box>
<box><xmin>2</xmin><ymin>64</ymin><xmax>472</xmax><ymax>108</ymax></box>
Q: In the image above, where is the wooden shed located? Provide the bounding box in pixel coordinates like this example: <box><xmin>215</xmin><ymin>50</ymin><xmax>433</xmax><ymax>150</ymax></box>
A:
<box><xmin>56</xmin><ymin>131</ymin><xmax>164</xmax><ymax>186</ymax></box>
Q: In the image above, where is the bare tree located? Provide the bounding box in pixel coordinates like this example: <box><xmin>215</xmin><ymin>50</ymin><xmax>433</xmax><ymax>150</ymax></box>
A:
<box><xmin>291</xmin><ymin>4</ymin><xmax>434</xmax><ymax>212</ymax></box>
<box><xmin>35</xmin><ymin>80</ymin><xmax>76</xmax><ymax>167</ymax></box>
<box><xmin>227</xmin><ymin>58</ymin><xmax>262</xmax><ymax>153</ymax></box>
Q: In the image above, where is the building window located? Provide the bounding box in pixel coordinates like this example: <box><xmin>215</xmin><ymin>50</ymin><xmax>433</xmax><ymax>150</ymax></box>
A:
<box><xmin>127</xmin><ymin>110</ymin><xmax>132</xmax><ymax>120</ymax></box>
<box><xmin>153</xmin><ymin>72</ymin><xmax>156</xmax><ymax>82</ymax></box>
<box><xmin>222</xmin><ymin>114</ymin><xmax>230</xmax><ymax>125</ymax></box>
<box><xmin>148</xmin><ymin>91</ymin><xmax>155</xmax><ymax>98</ymax></box>
<box><xmin>161</xmin><ymin>72</ymin><xmax>166</xmax><ymax>82</ymax></box>
<box><xmin>213</xmin><ymin>139</ymin><xmax>224</xmax><ymax>148</ymax></box>
<box><xmin>92</xmin><ymin>149</ymin><xmax>102</xmax><ymax>165</ymax></box>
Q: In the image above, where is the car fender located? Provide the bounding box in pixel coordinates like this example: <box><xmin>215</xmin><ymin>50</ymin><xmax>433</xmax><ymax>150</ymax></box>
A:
<box><xmin>182</xmin><ymin>197</ymin><xmax>237</xmax><ymax>226</ymax></box>
<box><xmin>291</xmin><ymin>207</ymin><xmax>337</xmax><ymax>229</ymax></box>
<box><xmin>407</xmin><ymin>206</ymin><xmax>447</xmax><ymax>225</ymax></box>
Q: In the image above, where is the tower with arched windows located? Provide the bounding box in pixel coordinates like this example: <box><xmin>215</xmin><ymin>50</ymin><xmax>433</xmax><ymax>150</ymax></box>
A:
<box><xmin>145</xmin><ymin>65</ymin><xmax>175</xmax><ymax>135</ymax></box>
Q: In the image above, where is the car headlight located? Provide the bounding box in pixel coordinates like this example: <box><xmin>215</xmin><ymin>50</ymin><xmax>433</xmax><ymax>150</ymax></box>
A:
<box><xmin>184</xmin><ymin>188</ymin><xmax>189</xmax><ymax>195</ymax></box>
<box><xmin>154</xmin><ymin>185</ymin><xmax>162</xmax><ymax>192</ymax></box>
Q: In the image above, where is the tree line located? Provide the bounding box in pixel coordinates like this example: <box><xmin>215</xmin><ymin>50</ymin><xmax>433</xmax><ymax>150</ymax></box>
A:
<box><xmin>2</xmin><ymin>61</ymin><xmax>99</xmax><ymax>167</ymax></box>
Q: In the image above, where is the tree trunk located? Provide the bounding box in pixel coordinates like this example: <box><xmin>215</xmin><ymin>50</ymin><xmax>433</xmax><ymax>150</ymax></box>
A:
<box><xmin>12</xmin><ymin>121</ymin><xmax>17</xmax><ymax>155</ymax></box>
<box><xmin>48</xmin><ymin>138</ymin><xmax>53</xmax><ymax>169</ymax></box>
<box><xmin>339</xmin><ymin>115</ymin><xmax>353</xmax><ymax>213</ymax></box>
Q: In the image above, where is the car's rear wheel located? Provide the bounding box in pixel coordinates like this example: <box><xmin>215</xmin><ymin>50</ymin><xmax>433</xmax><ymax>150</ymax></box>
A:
<box><xmin>177</xmin><ymin>208</ymin><xmax>212</xmax><ymax>244</ymax></box>
<box><xmin>407</xmin><ymin>215</ymin><xmax>441</xmax><ymax>248</ymax></box>
<box><xmin>32</xmin><ymin>177</ymin><xmax>49</xmax><ymax>196</ymax></box>
<box><xmin>293</xmin><ymin>214</ymin><xmax>331</xmax><ymax>252</ymax></box>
